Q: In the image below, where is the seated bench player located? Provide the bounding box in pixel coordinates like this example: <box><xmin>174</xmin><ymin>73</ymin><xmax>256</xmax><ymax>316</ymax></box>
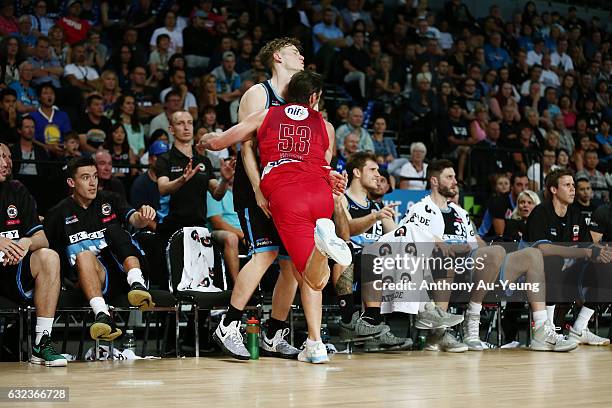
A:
<box><xmin>0</xmin><ymin>147</ymin><xmax>66</xmax><ymax>366</ymax></box>
<box><xmin>44</xmin><ymin>157</ymin><xmax>157</xmax><ymax>341</ymax></box>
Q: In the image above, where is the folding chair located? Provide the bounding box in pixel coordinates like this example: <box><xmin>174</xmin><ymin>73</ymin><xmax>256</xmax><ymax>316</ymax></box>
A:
<box><xmin>166</xmin><ymin>228</ymin><xmax>234</xmax><ymax>357</ymax></box>
<box><xmin>0</xmin><ymin>296</ymin><xmax>22</xmax><ymax>362</ymax></box>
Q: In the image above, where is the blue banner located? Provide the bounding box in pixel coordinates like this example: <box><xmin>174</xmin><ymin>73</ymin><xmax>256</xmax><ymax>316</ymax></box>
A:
<box><xmin>382</xmin><ymin>189</ymin><xmax>430</xmax><ymax>224</ymax></box>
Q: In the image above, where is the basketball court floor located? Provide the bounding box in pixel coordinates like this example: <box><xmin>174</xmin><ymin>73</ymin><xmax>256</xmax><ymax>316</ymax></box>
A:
<box><xmin>1</xmin><ymin>347</ymin><xmax>611</xmax><ymax>407</ymax></box>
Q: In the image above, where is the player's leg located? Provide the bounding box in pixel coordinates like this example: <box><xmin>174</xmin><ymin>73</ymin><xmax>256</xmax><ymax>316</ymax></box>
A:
<box><xmin>17</xmin><ymin>249</ymin><xmax>65</xmax><ymax>366</ymax></box>
<box><xmin>419</xmin><ymin>249</ymin><xmax>466</xmax><ymax>352</ymax></box>
<box><xmin>103</xmin><ymin>224</ymin><xmax>154</xmax><ymax>310</ymax></box>
<box><xmin>212</xmin><ymin>230</ymin><xmax>240</xmax><ymax>283</ymax></box>
<box><xmin>215</xmin><ymin>205</ymin><xmax>297</xmax><ymax>360</ymax></box>
<box><xmin>268</xmin><ymin>181</ymin><xmax>349</xmax><ymax>363</ymax></box>
<box><xmin>75</xmin><ymin>251</ymin><xmax>122</xmax><ymax>341</ymax></box>
<box><xmin>567</xmin><ymin>261</ymin><xmax>610</xmax><ymax>346</ymax></box>
<box><xmin>503</xmin><ymin>248</ymin><xmax>576</xmax><ymax>351</ymax></box>
<box><xmin>460</xmin><ymin>245</ymin><xmax>504</xmax><ymax>350</ymax></box>
<box><xmin>28</xmin><ymin>249</ymin><xmax>67</xmax><ymax>366</ymax></box>
<box><xmin>259</xmin><ymin>257</ymin><xmax>300</xmax><ymax>358</ymax></box>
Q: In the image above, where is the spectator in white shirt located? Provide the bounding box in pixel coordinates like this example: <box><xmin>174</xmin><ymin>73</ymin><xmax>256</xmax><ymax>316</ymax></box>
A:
<box><xmin>149</xmin><ymin>11</ymin><xmax>183</xmax><ymax>55</ymax></box>
<box><xmin>540</xmin><ymin>54</ymin><xmax>560</xmax><ymax>88</ymax></box>
<box><xmin>398</xmin><ymin>142</ymin><xmax>428</xmax><ymax>190</ymax></box>
<box><xmin>551</xmin><ymin>38</ymin><xmax>574</xmax><ymax>73</ymax></box>
<box><xmin>159</xmin><ymin>68</ymin><xmax>197</xmax><ymax>119</ymax></box>
<box><xmin>526</xmin><ymin>38</ymin><xmax>545</xmax><ymax>66</ymax></box>
<box><xmin>63</xmin><ymin>41</ymin><xmax>99</xmax><ymax>92</ymax></box>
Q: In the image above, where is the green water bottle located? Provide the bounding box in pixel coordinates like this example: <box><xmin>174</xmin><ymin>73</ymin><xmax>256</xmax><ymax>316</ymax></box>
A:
<box><xmin>246</xmin><ymin>317</ymin><xmax>260</xmax><ymax>360</ymax></box>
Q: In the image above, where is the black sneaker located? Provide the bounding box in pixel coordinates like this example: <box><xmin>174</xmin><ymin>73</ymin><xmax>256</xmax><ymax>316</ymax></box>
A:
<box><xmin>90</xmin><ymin>312</ymin><xmax>123</xmax><ymax>341</ymax></box>
<box><xmin>128</xmin><ymin>282</ymin><xmax>155</xmax><ymax>310</ymax></box>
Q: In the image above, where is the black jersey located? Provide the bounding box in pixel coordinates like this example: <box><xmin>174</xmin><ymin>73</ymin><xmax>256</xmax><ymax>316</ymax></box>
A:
<box><xmin>0</xmin><ymin>180</ymin><xmax>42</xmax><ymax>241</ymax></box>
<box><xmin>233</xmin><ymin>80</ymin><xmax>286</xmax><ymax>208</ymax></box>
<box><xmin>155</xmin><ymin>145</ymin><xmax>214</xmax><ymax>228</ymax></box>
<box><xmin>441</xmin><ymin>205</ymin><xmax>470</xmax><ymax>242</ymax></box>
<box><xmin>345</xmin><ymin>193</ymin><xmax>383</xmax><ymax>248</ymax></box>
<box><xmin>590</xmin><ymin>204</ymin><xmax>612</xmax><ymax>242</ymax></box>
<box><xmin>525</xmin><ymin>200</ymin><xmax>591</xmax><ymax>243</ymax></box>
<box><xmin>44</xmin><ymin>191</ymin><xmax>135</xmax><ymax>266</ymax></box>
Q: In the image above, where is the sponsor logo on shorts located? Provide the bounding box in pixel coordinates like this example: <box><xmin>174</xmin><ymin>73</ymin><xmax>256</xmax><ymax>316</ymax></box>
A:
<box><xmin>7</xmin><ymin>205</ymin><xmax>18</xmax><ymax>219</ymax></box>
<box><xmin>284</xmin><ymin>105</ymin><xmax>309</xmax><ymax>121</ymax></box>
<box><xmin>5</xmin><ymin>219</ymin><xmax>20</xmax><ymax>226</ymax></box>
<box><xmin>255</xmin><ymin>238</ymin><xmax>273</xmax><ymax>248</ymax></box>
<box><xmin>170</xmin><ymin>166</ymin><xmax>183</xmax><ymax>173</ymax></box>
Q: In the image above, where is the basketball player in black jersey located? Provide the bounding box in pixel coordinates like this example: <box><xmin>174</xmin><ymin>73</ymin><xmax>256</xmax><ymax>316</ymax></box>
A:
<box><xmin>214</xmin><ymin>38</ymin><xmax>327</xmax><ymax>360</ymax></box>
<box><xmin>334</xmin><ymin>152</ymin><xmax>412</xmax><ymax>351</ymax></box>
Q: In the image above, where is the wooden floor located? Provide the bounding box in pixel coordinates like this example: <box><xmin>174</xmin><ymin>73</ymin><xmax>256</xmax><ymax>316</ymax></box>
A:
<box><xmin>2</xmin><ymin>347</ymin><xmax>612</xmax><ymax>407</ymax></box>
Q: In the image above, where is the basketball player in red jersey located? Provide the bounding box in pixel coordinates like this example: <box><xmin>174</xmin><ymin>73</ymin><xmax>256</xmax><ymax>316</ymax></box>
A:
<box><xmin>214</xmin><ymin>38</ymin><xmax>309</xmax><ymax>362</ymax></box>
<box><xmin>203</xmin><ymin>70</ymin><xmax>352</xmax><ymax>363</ymax></box>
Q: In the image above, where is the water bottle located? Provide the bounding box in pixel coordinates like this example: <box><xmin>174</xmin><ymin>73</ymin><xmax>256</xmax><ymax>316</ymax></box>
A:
<box><xmin>246</xmin><ymin>317</ymin><xmax>260</xmax><ymax>360</ymax></box>
<box><xmin>123</xmin><ymin>329</ymin><xmax>136</xmax><ymax>352</ymax></box>
<box><xmin>320</xmin><ymin>324</ymin><xmax>330</xmax><ymax>343</ymax></box>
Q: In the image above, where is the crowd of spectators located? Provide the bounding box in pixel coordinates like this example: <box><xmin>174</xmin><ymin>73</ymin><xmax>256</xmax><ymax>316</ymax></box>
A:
<box><xmin>0</xmin><ymin>0</ymin><xmax>610</xmax><ymax>243</ymax></box>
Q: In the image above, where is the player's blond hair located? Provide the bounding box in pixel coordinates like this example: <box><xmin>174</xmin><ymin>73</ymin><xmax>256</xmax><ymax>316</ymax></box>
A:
<box><xmin>257</xmin><ymin>37</ymin><xmax>302</xmax><ymax>71</ymax></box>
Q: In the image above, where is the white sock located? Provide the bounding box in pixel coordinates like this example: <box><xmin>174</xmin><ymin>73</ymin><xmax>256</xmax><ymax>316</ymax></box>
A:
<box><xmin>35</xmin><ymin>317</ymin><xmax>54</xmax><ymax>345</ymax></box>
<box><xmin>546</xmin><ymin>305</ymin><xmax>556</xmax><ymax>326</ymax></box>
<box><xmin>90</xmin><ymin>297</ymin><xmax>110</xmax><ymax>316</ymax></box>
<box><xmin>573</xmin><ymin>306</ymin><xmax>594</xmax><ymax>333</ymax></box>
<box><xmin>127</xmin><ymin>268</ymin><xmax>145</xmax><ymax>286</ymax></box>
<box><xmin>532</xmin><ymin>310</ymin><xmax>547</xmax><ymax>329</ymax></box>
<box><xmin>467</xmin><ymin>301</ymin><xmax>482</xmax><ymax>316</ymax></box>
<box><xmin>306</xmin><ymin>337</ymin><xmax>321</xmax><ymax>346</ymax></box>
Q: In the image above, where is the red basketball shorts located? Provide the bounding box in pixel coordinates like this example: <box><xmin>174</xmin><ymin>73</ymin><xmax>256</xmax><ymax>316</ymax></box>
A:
<box><xmin>267</xmin><ymin>177</ymin><xmax>333</xmax><ymax>273</ymax></box>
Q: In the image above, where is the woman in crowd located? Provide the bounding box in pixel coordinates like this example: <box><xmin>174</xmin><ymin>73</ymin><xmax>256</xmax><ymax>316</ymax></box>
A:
<box><xmin>103</xmin><ymin>122</ymin><xmax>137</xmax><ymax>181</ymax></box>
<box><xmin>112</xmin><ymin>94</ymin><xmax>145</xmax><ymax>160</ymax></box>
<box><xmin>95</xmin><ymin>70</ymin><xmax>121</xmax><ymax>114</ymax></box>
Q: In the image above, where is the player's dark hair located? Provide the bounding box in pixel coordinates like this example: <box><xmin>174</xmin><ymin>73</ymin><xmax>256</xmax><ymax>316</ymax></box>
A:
<box><xmin>257</xmin><ymin>37</ymin><xmax>301</xmax><ymax>70</ymax></box>
<box><xmin>544</xmin><ymin>168</ymin><xmax>574</xmax><ymax>196</ymax></box>
<box><xmin>67</xmin><ymin>156</ymin><xmax>96</xmax><ymax>179</ymax></box>
<box><xmin>286</xmin><ymin>70</ymin><xmax>324</xmax><ymax>104</ymax></box>
<box><xmin>346</xmin><ymin>151</ymin><xmax>377</xmax><ymax>185</ymax></box>
<box><xmin>425</xmin><ymin>159</ymin><xmax>454</xmax><ymax>189</ymax></box>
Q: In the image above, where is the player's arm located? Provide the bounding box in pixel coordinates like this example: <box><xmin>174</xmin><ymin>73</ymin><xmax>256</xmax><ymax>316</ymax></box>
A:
<box><xmin>333</xmin><ymin>194</ymin><xmax>350</xmax><ymax>241</ymax></box>
<box><xmin>381</xmin><ymin>217</ymin><xmax>398</xmax><ymax>234</ymax></box>
<box><xmin>208</xmin><ymin>158</ymin><xmax>235</xmax><ymax>201</ymax></box>
<box><xmin>325</xmin><ymin>121</ymin><xmax>336</xmax><ymax>164</ymax></box>
<box><xmin>590</xmin><ymin>206</ymin><xmax>608</xmax><ymax>244</ymax></box>
<box><xmin>200</xmin><ymin>109</ymin><xmax>266</xmax><ymax>151</ymax></box>
<box><xmin>20</xmin><ymin>229</ymin><xmax>49</xmax><ymax>253</ymax></box>
<box><xmin>129</xmin><ymin>205</ymin><xmax>157</xmax><ymax>229</ymax></box>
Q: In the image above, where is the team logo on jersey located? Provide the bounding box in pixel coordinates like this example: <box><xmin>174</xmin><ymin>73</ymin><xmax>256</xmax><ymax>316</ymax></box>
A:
<box><xmin>197</xmin><ymin>163</ymin><xmax>206</xmax><ymax>172</ymax></box>
<box><xmin>572</xmin><ymin>225</ymin><xmax>580</xmax><ymax>241</ymax></box>
<box><xmin>101</xmin><ymin>203</ymin><xmax>112</xmax><ymax>216</ymax></box>
<box><xmin>284</xmin><ymin>105</ymin><xmax>309</xmax><ymax>121</ymax></box>
<box><xmin>6</xmin><ymin>205</ymin><xmax>17</xmax><ymax>219</ymax></box>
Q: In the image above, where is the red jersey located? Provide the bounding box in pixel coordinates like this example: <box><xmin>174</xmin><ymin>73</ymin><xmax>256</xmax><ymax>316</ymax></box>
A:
<box><xmin>257</xmin><ymin>104</ymin><xmax>331</xmax><ymax>197</ymax></box>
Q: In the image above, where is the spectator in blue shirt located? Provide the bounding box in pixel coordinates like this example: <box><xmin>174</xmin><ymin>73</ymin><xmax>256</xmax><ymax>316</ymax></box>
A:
<box><xmin>595</xmin><ymin>119</ymin><xmax>612</xmax><ymax>164</ymax></box>
<box><xmin>9</xmin><ymin>61</ymin><xmax>38</xmax><ymax>114</ymax></box>
<box><xmin>484</xmin><ymin>32</ymin><xmax>512</xmax><ymax>70</ymax></box>
<box><xmin>206</xmin><ymin>166</ymin><xmax>242</xmax><ymax>282</ymax></box>
<box><xmin>29</xmin><ymin>82</ymin><xmax>71</xmax><ymax>157</ymax></box>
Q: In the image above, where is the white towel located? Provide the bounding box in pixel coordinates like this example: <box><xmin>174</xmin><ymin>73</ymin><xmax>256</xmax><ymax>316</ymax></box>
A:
<box><xmin>177</xmin><ymin>227</ymin><xmax>222</xmax><ymax>292</ymax></box>
<box><xmin>378</xmin><ymin>223</ymin><xmax>436</xmax><ymax>315</ymax></box>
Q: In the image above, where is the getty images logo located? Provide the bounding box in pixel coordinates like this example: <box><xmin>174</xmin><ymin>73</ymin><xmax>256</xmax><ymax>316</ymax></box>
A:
<box><xmin>284</xmin><ymin>105</ymin><xmax>309</xmax><ymax>121</ymax></box>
